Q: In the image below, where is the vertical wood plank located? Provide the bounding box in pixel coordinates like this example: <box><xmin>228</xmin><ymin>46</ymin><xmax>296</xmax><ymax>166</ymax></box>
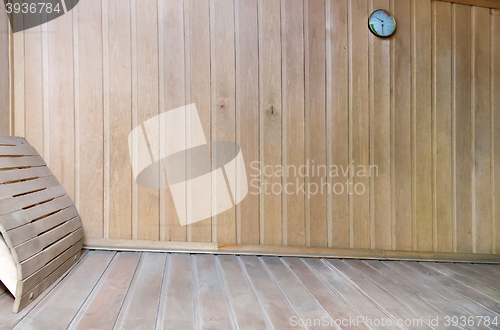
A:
<box><xmin>392</xmin><ymin>0</ymin><xmax>412</xmax><ymax>251</ymax></box>
<box><xmin>77</xmin><ymin>0</ymin><xmax>104</xmax><ymax>239</ymax></box>
<box><xmin>160</xmin><ymin>0</ymin><xmax>187</xmax><ymax>242</ymax></box>
<box><xmin>305</xmin><ymin>0</ymin><xmax>327</xmax><ymax>248</ymax></box>
<box><xmin>210</xmin><ymin>0</ymin><xmax>237</xmax><ymax>244</ymax></box>
<box><xmin>47</xmin><ymin>3</ymin><xmax>75</xmax><ymax>200</ymax></box>
<box><xmin>433</xmin><ymin>1</ymin><xmax>453</xmax><ymax>252</ymax></box>
<box><xmin>107</xmin><ymin>0</ymin><xmax>132</xmax><ymax>239</ymax></box>
<box><xmin>0</xmin><ymin>0</ymin><xmax>9</xmax><ymax>136</ymax></box>
<box><xmin>472</xmin><ymin>6</ymin><xmax>492</xmax><ymax>254</ymax></box>
<box><xmin>281</xmin><ymin>0</ymin><xmax>305</xmax><ymax>247</ymax></box>
<box><xmin>370</xmin><ymin>0</ymin><xmax>391</xmax><ymax>250</ymax></box>
<box><xmin>412</xmin><ymin>0</ymin><xmax>433</xmax><ymax>252</ymax></box>
<box><xmin>24</xmin><ymin>25</ymin><xmax>43</xmax><ymax>154</ymax></box>
<box><xmin>327</xmin><ymin>0</ymin><xmax>349</xmax><ymax>249</ymax></box>
<box><xmin>12</xmin><ymin>17</ymin><xmax>24</xmax><ymax>137</ymax></box>
<box><xmin>259</xmin><ymin>0</ymin><xmax>282</xmax><ymax>246</ymax></box>
<box><xmin>134</xmin><ymin>0</ymin><xmax>160</xmax><ymax>240</ymax></box>
<box><xmin>236</xmin><ymin>0</ymin><xmax>259</xmax><ymax>245</ymax></box>
<box><xmin>453</xmin><ymin>4</ymin><xmax>473</xmax><ymax>253</ymax></box>
<box><xmin>349</xmin><ymin>0</ymin><xmax>370</xmax><ymax>249</ymax></box>
<box><xmin>185</xmin><ymin>0</ymin><xmax>212</xmax><ymax>243</ymax></box>
<box><xmin>493</xmin><ymin>9</ymin><xmax>500</xmax><ymax>254</ymax></box>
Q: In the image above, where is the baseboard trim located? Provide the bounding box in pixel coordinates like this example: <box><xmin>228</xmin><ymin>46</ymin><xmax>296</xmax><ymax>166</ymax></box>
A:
<box><xmin>83</xmin><ymin>238</ymin><xmax>500</xmax><ymax>264</ymax></box>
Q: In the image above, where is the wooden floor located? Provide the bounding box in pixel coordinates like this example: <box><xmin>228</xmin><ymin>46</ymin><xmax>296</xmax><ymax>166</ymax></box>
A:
<box><xmin>1</xmin><ymin>251</ymin><xmax>500</xmax><ymax>330</ymax></box>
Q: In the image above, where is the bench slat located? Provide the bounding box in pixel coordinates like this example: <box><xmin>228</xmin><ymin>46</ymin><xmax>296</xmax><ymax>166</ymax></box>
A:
<box><xmin>1</xmin><ymin>195</ymin><xmax>74</xmax><ymax>232</ymax></box>
<box><xmin>8</xmin><ymin>207</ymin><xmax>79</xmax><ymax>247</ymax></box>
<box><xmin>0</xmin><ymin>167</ymin><xmax>53</xmax><ymax>185</ymax></box>
<box><xmin>0</xmin><ymin>186</ymin><xmax>67</xmax><ymax>217</ymax></box>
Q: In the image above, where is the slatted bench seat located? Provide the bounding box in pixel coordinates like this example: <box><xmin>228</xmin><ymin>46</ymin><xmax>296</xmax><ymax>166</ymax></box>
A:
<box><xmin>0</xmin><ymin>136</ymin><xmax>84</xmax><ymax>313</ymax></box>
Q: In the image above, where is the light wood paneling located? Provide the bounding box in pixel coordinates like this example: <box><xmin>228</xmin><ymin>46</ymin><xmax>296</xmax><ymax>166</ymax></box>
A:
<box><xmin>494</xmin><ymin>9</ymin><xmax>500</xmax><ymax>254</ymax></box>
<box><xmin>439</xmin><ymin>0</ymin><xmax>500</xmax><ymax>9</ymax></box>
<box><xmin>281</xmin><ymin>0</ymin><xmax>305</xmax><ymax>247</ymax></box>
<box><xmin>76</xmin><ymin>0</ymin><xmax>104</xmax><ymax>240</ymax></box>
<box><xmin>236</xmin><ymin>0</ymin><xmax>259</xmax><ymax>245</ymax></box>
<box><xmin>392</xmin><ymin>0</ymin><xmax>413</xmax><ymax>252</ymax></box>
<box><xmin>185</xmin><ymin>0</ymin><xmax>212</xmax><ymax>243</ymax></box>
<box><xmin>159</xmin><ymin>0</ymin><xmax>186</xmax><ymax>243</ymax></box>
<box><xmin>370</xmin><ymin>0</ymin><xmax>391</xmax><ymax>250</ymax></box>
<box><xmin>472</xmin><ymin>6</ymin><xmax>493</xmax><ymax>254</ymax></box>
<box><xmin>413</xmin><ymin>0</ymin><xmax>433</xmax><ymax>252</ymax></box>
<box><xmin>0</xmin><ymin>0</ymin><xmax>9</xmax><ymax>136</ymax></box>
<box><xmin>107</xmin><ymin>0</ymin><xmax>132</xmax><ymax>240</ymax></box>
<box><xmin>134</xmin><ymin>0</ymin><xmax>160</xmax><ymax>241</ymax></box>
<box><xmin>305</xmin><ymin>0</ymin><xmax>327</xmax><ymax>248</ymax></box>
<box><xmin>210</xmin><ymin>0</ymin><xmax>237</xmax><ymax>245</ymax></box>
<box><xmin>350</xmin><ymin>0</ymin><xmax>370</xmax><ymax>249</ymax></box>
<box><xmin>454</xmin><ymin>4</ymin><xmax>474</xmax><ymax>253</ymax></box>
<box><xmin>10</xmin><ymin>0</ymin><xmax>500</xmax><ymax>259</ymax></box>
<box><xmin>327</xmin><ymin>0</ymin><xmax>349</xmax><ymax>249</ymax></box>
<box><xmin>259</xmin><ymin>0</ymin><xmax>282</xmax><ymax>246</ymax></box>
<box><xmin>433</xmin><ymin>1</ymin><xmax>453</xmax><ymax>252</ymax></box>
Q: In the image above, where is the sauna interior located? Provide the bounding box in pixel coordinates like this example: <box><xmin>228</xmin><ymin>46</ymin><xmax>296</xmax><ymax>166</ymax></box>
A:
<box><xmin>0</xmin><ymin>0</ymin><xmax>500</xmax><ymax>329</ymax></box>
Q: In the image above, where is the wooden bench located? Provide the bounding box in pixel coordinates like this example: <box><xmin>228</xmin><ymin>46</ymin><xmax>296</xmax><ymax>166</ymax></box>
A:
<box><xmin>0</xmin><ymin>136</ymin><xmax>84</xmax><ymax>313</ymax></box>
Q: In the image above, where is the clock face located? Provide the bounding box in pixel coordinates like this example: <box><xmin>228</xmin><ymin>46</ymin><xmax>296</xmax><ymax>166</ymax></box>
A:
<box><xmin>368</xmin><ymin>10</ymin><xmax>396</xmax><ymax>37</ymax></box>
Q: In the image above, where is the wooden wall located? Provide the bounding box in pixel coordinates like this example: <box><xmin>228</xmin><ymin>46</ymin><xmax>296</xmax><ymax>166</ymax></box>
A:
<box><xmin>0</xmin><ymin>1</ymin><xmax>9</xmax><ymax>135</ymax></box>
<box><xmin>9</xmin><ymin>0</ymin><xmax>500</xmax><ymax>257</ymax></box>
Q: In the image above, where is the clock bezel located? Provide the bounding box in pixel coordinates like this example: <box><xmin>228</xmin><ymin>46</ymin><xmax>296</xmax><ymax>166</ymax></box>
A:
<box><xmin>368</xmin><ymin>9</ymin><xmax>397</xmax><ymax>38</ymax></box>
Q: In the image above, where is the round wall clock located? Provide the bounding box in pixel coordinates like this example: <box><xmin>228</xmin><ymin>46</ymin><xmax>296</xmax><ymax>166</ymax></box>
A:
<box><xmin>368</xmin><ymin>9</ymin><xmax>396</xmax><ymax>37</ymax></box>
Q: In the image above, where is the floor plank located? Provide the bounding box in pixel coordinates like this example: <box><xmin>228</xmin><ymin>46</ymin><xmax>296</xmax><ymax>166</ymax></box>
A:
<box><xmin>193</xmin><ymin>254</ymin><xmax>234</xmax><ymax>330</ymax></box>
<box><xmin>157</xmin><ymin>253</ymin><xmax>195</xmax><ymax>330</ymax></box>
<box><xmin>483</xmin><ymin>265</ymin><xmax>500</xmax><ymax>276</ymax></box>
<box><xmin>239</xmin><ymin>256</ymin><xmax>301</xmax><ymax>330</ymax></box>
<box><xmin>3</xmin><ymin>252</ymin><xmax>499</xmax><ymax>330</ymax></box>
<box><xmin>345</xmin><ymin>260</ymin><xmax>458</xmax><ymax>330</ymax></box>
<box><xmin>0</xmin><ymin>251</ymin><xmax>89</xmax><ymax>330</ymax></box>
<box><xmin>262</xmin><ymin>257</ymin><xmax>330</xmax><ymax>330</ymax></box>
<box><xmin>12</xmin><ymin>251</ymin><xmax>115</xmax><ymax>330</ymax></box>
<box><xmin>304</xmin><ymin>258</ymin><xmax>399</xmax><ymax>330</ymax></box>
<box><xmin>282</xmin><ymin>258</ymin><xmax>369</xmax><ymax>330</ymax></box>
<box><xmin>217</xmin><ymin>255</ymin><xmax>269</xmax><ymax>329</ymax></box>
<box><xmin>67</xmin><ymin>252</ymin><xmax>140</xmax><ymax>330</ymax></box>
<box><xmin>439</xmin><ymin>263</ymin><xmax>500</xmax><ymax>293</ymax></box>
<box><xmin>114</xmin><ymin>253</ymin><xmax>166</xmax><ymax>330</ymax></box>
<box><xmin>364</xmin><ymin>260</ymin><xmax>490</xmax><ymax>330</ymax></box>
<box><xmin>326</xmin><ymin>259</ymin><xmax>433</xmax><ymax>330</ymax></box>
<box><xmin>422</xmin><ymin>262</ymin><xmax>500</xmax><ymax>301</ymax></box>
<box><xmin>384</xmin><ymin>261</ymin><xmax>498</xmax><ymax>319</ymax></box>
<box><xmin>462</xmin><ymin>264</ymin><xmax>500</xmax><ymax>283</ymax></box>
<box><xmin>407</xmin><ymin>262</ymin><xmax>500</xmax><ymax>314</ymax></box>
